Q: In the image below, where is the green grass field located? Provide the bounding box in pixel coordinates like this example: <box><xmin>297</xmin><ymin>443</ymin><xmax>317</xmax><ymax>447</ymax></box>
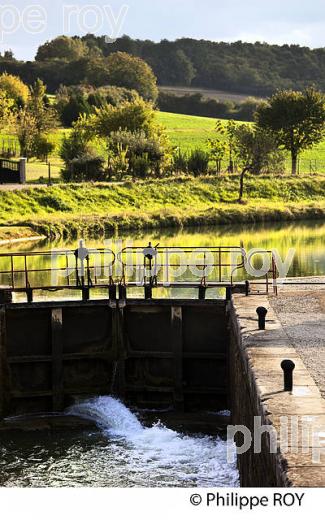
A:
<box><xmin>1</xmin><ymin>111</ymin><xmax>325</xmax><ymax>183</ymax></box>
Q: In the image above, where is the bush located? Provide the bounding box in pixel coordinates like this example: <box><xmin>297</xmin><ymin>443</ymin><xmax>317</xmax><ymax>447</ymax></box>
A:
<box><xmin>60</xmin><ymin>129</ymin><xmax>91</xmax><ymax>163</ymax></box>
<box><xmin>61</xmin><ymin>153</ymin><xmax>106</xmax><ymax>182</ymax></box>
<box><xmin>172</xmin><ymin>148</ymin><xmax>188</xmax><ymax>173</ymax></box>
<box><xmin>187</xmin><ymin>149</ymin><xmax>210</xmax><ymax>176</ymax></box>
<box><xmin>33</xmin><ymin>134</ymin><xmax>55</xmax><ymax>161</ymax></box>
<box><xmin>108</xmin><ymin>128</ymin><xmax>171</xmax><ymax>178</ymax></box>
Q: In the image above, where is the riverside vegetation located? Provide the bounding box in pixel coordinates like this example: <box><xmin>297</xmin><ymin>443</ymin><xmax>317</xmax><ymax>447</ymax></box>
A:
<box><xmin>1</xmin><ymin>175</ymin><xmax>325</xmax><ymax>240</ymax></box>
<box><xmin>0</xmin><ymin>40</ymin><xmax>325</xmax><ymax>241</ymax></box>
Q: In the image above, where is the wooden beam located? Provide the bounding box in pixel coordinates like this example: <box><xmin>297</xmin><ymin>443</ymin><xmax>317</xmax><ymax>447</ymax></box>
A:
<box><xmin>171</xmin><ymin>306</ymin><xmax>184</xmax><ymax>411</ymax></box>
<box><xmin>51</xmin><ymin>308</ymin><xmax>64</xmax><ymax>412</ymax></box>
<box><xmin>0</xmin><ymin>306</ymin><xmax>10</xmax><ymax>418</ymax></box>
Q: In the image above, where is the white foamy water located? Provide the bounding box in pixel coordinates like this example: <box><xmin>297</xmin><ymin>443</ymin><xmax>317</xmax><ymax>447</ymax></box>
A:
<box><xmin>68</xmin><ymin>396</ymin><xmax>239</xmax><ymax>488</ymax></box>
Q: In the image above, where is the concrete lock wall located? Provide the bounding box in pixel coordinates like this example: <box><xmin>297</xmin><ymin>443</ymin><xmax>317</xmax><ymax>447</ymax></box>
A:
<box><xmin>228</xmin><ymin>299</ymin><xmax>287</xmax><ymax>487</ymax></box>
<box><xmin>0</xmin><ymin>299</ymin><xmax>229</xmax><ymax>418</ymax></box>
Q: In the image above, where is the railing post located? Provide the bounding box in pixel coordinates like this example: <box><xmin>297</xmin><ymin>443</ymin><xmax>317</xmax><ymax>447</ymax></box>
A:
<box><xmin>199</xmin><ymin>285</ymin><xmax>206</xmax><ymax>300</ymax></box>
<box><xmin>144</xmin><ymin>285</ymin><xmax>152</xmax><ymax>300</ymax></box>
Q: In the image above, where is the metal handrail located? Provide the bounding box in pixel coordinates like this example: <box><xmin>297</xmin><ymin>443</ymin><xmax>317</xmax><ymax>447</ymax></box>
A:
<box><xmin>0</xmin><ymin>245</ymin><xmax>279</xmax><ymax>296</ymax></box>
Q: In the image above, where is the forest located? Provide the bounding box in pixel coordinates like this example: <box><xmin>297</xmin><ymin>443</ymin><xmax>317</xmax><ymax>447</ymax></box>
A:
<box><xmin>0</xmin><ymin>35</ymin><xmax>324</xmax><ymax>95</ymax></box>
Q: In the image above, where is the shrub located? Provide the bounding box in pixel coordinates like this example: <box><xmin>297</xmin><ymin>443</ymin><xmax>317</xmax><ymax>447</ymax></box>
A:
<box><xmin>61</xmin><ymin>153</ymin><xmax>106</xmax><ymax>182</ymax></box>
<box><xmin>108</xmin><ymin>128</ymin><xmax>171</xmax><ymax>178</ymax></box>
<box><xmin>172</xmin><ymin>148</ymin><xmax>188</xmax><ymax>173</ymax></box>
<box><xmin>33</xmin><ymin>134</ymin><xmax>55</xmax><ymax>161</ymax></box>
<box><xmin>60</xmin><ymin>129</ymin><xmax>91</xmax><ymax>163</ymax></box>
<box><xmin>187</xmin><ymin>149</ymin><xmax>210</xmax><ymax>176</ymax></box>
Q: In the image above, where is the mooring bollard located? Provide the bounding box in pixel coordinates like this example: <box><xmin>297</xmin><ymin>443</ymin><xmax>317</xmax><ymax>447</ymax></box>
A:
<box><xmin>281</xmin><ymin>359</ymin><xmax>295</xmax><ymax>391</ymax></box>
<box><xmin>256</xmin><ymin>306</ymin><xmax>268</xmax><ymax>330</ymax></box>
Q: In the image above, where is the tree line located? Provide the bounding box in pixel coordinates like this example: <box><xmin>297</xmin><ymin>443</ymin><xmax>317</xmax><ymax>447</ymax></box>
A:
<box><xmin>1</xmin><ymin>35</ymin><xmax>325</xmax><ymax>96</ymax></box>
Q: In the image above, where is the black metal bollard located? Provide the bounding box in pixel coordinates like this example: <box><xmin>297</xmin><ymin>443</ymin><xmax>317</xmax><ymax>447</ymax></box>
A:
<box><xmin>256</xmin><ymin>306</ymin><xmax>268</xmax><ymax>330</ymax></box>
<box><xmin>226</xmin><ymin>287</ymin><xmax>232</xmax><ymax>301</ymax></box>
<box><xmin>281</xmin><ymin>360</ymin><xmax>295</xmax><ymax>392</ymax></box>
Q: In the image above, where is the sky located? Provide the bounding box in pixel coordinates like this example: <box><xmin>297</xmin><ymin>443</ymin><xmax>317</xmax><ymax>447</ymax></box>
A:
<box><xmin>0</xmin><ymin>0</ymin><xmax>324</xmax><ymax>61</ymax></box>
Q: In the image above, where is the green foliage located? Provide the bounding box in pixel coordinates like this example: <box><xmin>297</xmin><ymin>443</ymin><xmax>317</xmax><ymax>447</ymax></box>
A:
<box><xmin>35</xmin><ymin>36</ymin><xmax>89</xmax><ymax>62</ymax></box>
<box><xmin>108</xmin><ymin>128</ymin><xmax>171</xmax><ymax>178</ymax></box>
<box><xmin>92</xmin><ymin>98</ymin><xmax>156</xmax><ymax>137</ymax></box>
<box><xmin>172</xmin><ymin>148</ymin><xmax>188</xmax><ymax>174</ymax></box>
<box><xmin>187</xmin><ymin>149</ymin><xmax>210</xmax><ymax>176</ymax></box>
<box><xmin>3</xmin><ymin>36</ymin><xmax>325</xmax><ymax>96</ymax></box>
<box><xmin>105</xmin><ymin>51</ymin><xmax>158</xmax><ymax>101</ymax></box>
<box><xmin>56</xmin><ymin>84</ymin><xmax>140</xmax><ymax>127</ymax></box>
<box><xmin>158</xmin><ymin>92</ymin><xmax>262</xmax><ymax>121</ymax></box>
<box><xmin>0</xmin><ymin>72</ymin><xmax>29</xmax><ymax>105</ymax></box>
<box><xmin>234</xmin><ymin>125</ymin><xmax>283</xmax><ymax>174</ymax></box>
<box><xmin>59</xmin><ymin>127</ymin><xmax>92</xmax><ymax>164</ymax></box>
<box><xmin>28</xmin><ymin>78</ymin><xmax>58</xmax><ymax>133</ymax></box>
<box><xmin>33</xmin><ymin>134</ymin><xmax>55</xmax><ymax>161</ymax></box>
<box><xmin>61</xmin><ymin>153</ymin><xmax>106</xmax><ymax>182</ymax></box>
<box><xmin>15</xmin><ymin>108</ymin><xmax>38</xmax><ymax>157</ymax></box>
<box><xmin>0</xmin><ymin>90</ymin><xmax>15</xmax><ymax>132</ymax></box>
<box><xmin>233</xmin><ymin>125</ymin><xmax>285</xmax><ymax>200</ymax></box>
<box><xmin>256</xmin><ymin>87</ymin><xmax>325</xmax><ymax>174</ymax></box>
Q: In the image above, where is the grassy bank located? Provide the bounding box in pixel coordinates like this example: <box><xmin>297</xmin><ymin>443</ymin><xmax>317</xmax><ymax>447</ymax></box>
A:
<box><xmin>1</xmin><ymin>175</ymin><xmax>325</xmax><ymax>240</ymax></box>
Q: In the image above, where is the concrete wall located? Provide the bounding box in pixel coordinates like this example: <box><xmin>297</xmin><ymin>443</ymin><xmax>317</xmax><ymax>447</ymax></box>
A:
<box><xmin>229</xmin><ymin>294</ymin><xmax>325</xmax><ymax>488</ymax></box>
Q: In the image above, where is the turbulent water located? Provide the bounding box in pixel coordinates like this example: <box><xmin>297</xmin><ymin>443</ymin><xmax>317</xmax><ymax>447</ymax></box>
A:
<box><xmin>0</xmin><ymin>397</ymin><xmax>239</xmax><ymax>488</ymax></box>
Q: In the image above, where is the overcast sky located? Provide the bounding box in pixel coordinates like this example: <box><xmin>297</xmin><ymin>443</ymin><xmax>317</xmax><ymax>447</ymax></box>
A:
<box><xmin>1</xmin><ymin>0</ymin><xmax>324</xmax><ymax>60</ymax></box>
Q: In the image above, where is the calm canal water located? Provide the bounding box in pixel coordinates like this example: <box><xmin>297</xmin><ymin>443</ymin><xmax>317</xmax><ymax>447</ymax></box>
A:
<box><xmin>2</xmin><ymin>219</ymin><xmax>325</xmax><ymax>278</ymax></box>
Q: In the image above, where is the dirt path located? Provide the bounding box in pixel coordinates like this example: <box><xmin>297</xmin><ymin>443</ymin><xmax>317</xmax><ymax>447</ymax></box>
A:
<box><xmin>270</xmin><ymin>285</ymin><xmax>325</xmax><ymax>398</ymax></box>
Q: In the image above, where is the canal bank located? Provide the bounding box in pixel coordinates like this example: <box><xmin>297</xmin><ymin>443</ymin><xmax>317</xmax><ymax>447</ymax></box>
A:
<box><xmin>230</xmin><ymin>291</ymin><xmax>325</xmax><ymax>487</ymax></box>
<box><xmin>1</xmin><ymin>176</ymin><xmax>325</xmax><ymax>240</ymax></box>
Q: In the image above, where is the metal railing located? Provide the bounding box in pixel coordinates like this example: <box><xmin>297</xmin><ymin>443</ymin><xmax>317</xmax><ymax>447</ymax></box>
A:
<box><xmin>0</xmin><ymin>244</ymin><xmax>279</xmax><ymax>301</ymax></box>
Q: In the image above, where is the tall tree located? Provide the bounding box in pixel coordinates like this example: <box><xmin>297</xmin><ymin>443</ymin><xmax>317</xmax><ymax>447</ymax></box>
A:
<box><xmin>35</xmin><ymin>36</ymin><xmax>88</xmax><ymax>62</ymax></box>
<box><xmin>256</xmin><ymin>87</ymin><xmax>325</xmax><ymax>175</ymax></box>
<box><xmin>233</xmin><ymin>125</ymin><xmax>281</xmax><ymax>201</ymax></box>
<box><xmin>0</xmin><ymin>73</ymin><xmax>29</xmax><ymax>106</ymax></box>
<box><xmin>105</xmin><ymin>52</ymin><xmax>158</xmax><ymax>101</ymax></box>
<box><xmin>29</xmin><ymin>79</ymin><xmax>58</xmax><ymax>133</ymax></box>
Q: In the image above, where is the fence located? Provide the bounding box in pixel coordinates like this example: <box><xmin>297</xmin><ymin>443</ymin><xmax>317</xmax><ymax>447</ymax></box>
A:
<box><xmin>0</xmin><ymin>158</ymin><xmax>26</xmax><ymax>184</ymax></box>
